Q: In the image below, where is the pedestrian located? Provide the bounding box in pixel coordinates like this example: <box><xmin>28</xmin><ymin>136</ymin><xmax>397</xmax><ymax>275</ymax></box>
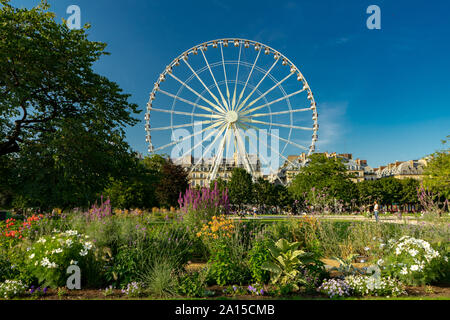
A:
<box><xmin>374</xmin><ymin>200</ymin><xmax>379</xmax><ymax>223</ymax></box>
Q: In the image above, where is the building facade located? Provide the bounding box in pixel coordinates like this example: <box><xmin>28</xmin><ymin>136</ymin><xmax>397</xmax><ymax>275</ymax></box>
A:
<box><xmin>173</xmin><ymin>154</ymin><xmax>263</xmax><ymax>187</ymax></box>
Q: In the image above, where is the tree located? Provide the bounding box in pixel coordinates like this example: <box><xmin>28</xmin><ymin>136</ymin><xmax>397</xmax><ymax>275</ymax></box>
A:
<box><xmin>1</xmin><ymin>119</ymin><xmax>138</xmax><ymax>209</ymax></box>
<box><xmin>154</xmin><ymin>158</ymin><xmax>188</xmax><ymax>208</ymax></box>
<box><xmin>274</xmin><ymin>184</ymin><xmax>293</xmax><ymax>212</ymax></box>
<box><xmin>253</xmin><ymin>177</ymin><xmax>276</xmax><ymax>210</ymax></box>
<box><xmin>0</xmin><ymin>1</ymin><xmax>139</xmax><ymax>156</ymax></box>
<box><xmin>399</xmin><ymin>178</ymin><xmax>420</xmax><ymax>205</ymax></box>
<box><xmin>209</xmin><ymin>177</ymin><xmax>228</xmax><ymax>194</ymax></box>
<box><xmin>423</xmin><ymin>136</ymin><xmax>450</xmax><ymax>198</ymax></box>
<box><xmin>289</xmin><ymin>154</ymin><xmax>357</xmax><ymax>204</ymax></box>
<box><xmin>104</xmin><ymin>158</ymin><xmax>160</xmax><ymax>210</ymax></box>
<box><xmin>228</xmin><ymin>168</ymin><xmax>254</xmax><ymax>209</ymax></box>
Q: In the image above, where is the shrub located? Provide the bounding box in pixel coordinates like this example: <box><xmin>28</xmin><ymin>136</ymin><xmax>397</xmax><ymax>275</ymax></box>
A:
<box><xmin>0</xmin><ymin>280</ymin><xmax>28</xmax><ymax>299</ymax></box>
<box><xmin>121</xmin><ymin>282</ymin><xmax>146</xmax><ymax>298</ymax></box>
<box><xmin>179</xmin><ymin>183</ymin><xmax>230</xmax><ymax>230</ymax></box>
<box><xmin>317</xmin><ymin>278</ymin><xmax>351</xmax><ymax>299</ymax></box>
<box><xmin>247</xmin><ymin>239</ymin><xmax>271</xmax><ymax>284</ymax></box>
<box><xmin>197</xmin><ymin>216</ymin><xmax>250</xmax><ymax>285</ymax></box>
<box><xmin>261</xmin><ymin>239</ymin><xmax>316</xmax><ymax>292</ymax></box>
<box><xmin>24</xmin><ymin>230</ymin><xmax>95</xmax><ymax>287</ymax></box>
<box><xmin>380</xmin><ymin>236</ymin><xmax>448</xmax><ymax>285</ymax></box>
<box><xmin>345</xmin><ymin>275</ymin><xmax>406</xmax><ymax>297</ymax></box>
<box><xmin>206</xmin><ymin>241</ymin><xmax>251</xmax><ymax>286</ymax></box>
<box><xmin>177</xmin><ymin>270</ymin><xmax>208</xmax><ymax>297</ymax></box>
<box><xmin>105</xmin><ymin>222</ymin><xmax>192</xmax><ymax>287</ymax></box>
<box><xmin>140</xmin><ymin>258</ymin><xmax>178</xmax><ymax>298</ymax></box>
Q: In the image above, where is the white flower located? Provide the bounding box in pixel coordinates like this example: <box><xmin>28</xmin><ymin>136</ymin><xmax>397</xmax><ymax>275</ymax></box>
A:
<box><xmin>70</xmin><ymin>260</ymin><xmax>78</xmax><ymax>265</ymax></box>
<box><xmin>51</xmin><ymin>248</ymin><xmax>63</xmax><ymax>254</ymax></box>
<box><xmin>29</xmin><ymin>253</ymin><xmax>35</xmax><ymax>259</ymax></box>
<box><xmin>410</xmin><ymin>265</ymin><xmax>419</xmax><ymax>272</ymax></box>
<box><xmin>400</xmin><ymin>267</ymin><xmax>408</xmax><ymax>275</ymax></box>
<box><xmin>37</xmin><ymin>238</ymin><xmax>46</xmax><ymax>244</ymax></box>
<box><xmin>364</xmin><ymin>247</ymin><xmax>370</xmax><ymax>251</ymax></box>
<box><xmin>377</xmin><ymin>259</ymin><xmax>384</xmax><ymax>266</ymax></box>
<box><xmin>80</xmin><ymin>249</ymin><xmax>88</xmax><ymax>256</ymax></box>
<box><xmin>409</xmin><ymin>249</ymin><xmax>418</xmax><ymax>257</ymax></box>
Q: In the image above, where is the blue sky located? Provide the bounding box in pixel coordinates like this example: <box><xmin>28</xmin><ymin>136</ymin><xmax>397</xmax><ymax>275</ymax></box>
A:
<box><xmin>10</xmin><ymin>0</ymin><xmax>450</xmax><ymax>168</ymax></box>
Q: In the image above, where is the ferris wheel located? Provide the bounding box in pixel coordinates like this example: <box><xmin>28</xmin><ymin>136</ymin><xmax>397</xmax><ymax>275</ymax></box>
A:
<box><xmin>145</xmin><ymin>38</ymin><xmax>318</xmax><ymax>184</ymax></box>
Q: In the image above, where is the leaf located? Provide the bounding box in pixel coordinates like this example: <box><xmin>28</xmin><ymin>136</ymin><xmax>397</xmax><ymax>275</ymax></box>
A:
<box><xmin>261</xmin><ymin>261</ymin><xmax>281</xmax><ymax>273</ymax></box>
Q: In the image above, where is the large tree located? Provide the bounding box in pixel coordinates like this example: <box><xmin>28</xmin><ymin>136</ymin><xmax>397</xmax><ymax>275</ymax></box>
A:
<box><xmin>228</xmin><ymin>167</ymin><xmax>254</xmax><ymax>209</ymax></box>
<box><xmin>0</xmin><ymin>0</ymin><xmax>139</xmax><ymax>156</ymax></box>
<box><xmin>253</xmin><ymin>177</ymin><xmax>276</xmax><ymax>210</ymax></box>
<box><xmin>289</xmin><ymin>153</ymin><xmax>357</xmax><ymax>204</ymax></box>
<box><xmin>0</xmin><ymin>1</ymin><xmax>140</xmax><ymax>209</ymax></box>
<box><xmin>423</xmin><ymin>136</ymin><xmax>450</xmax><ymax>198</ymax></box>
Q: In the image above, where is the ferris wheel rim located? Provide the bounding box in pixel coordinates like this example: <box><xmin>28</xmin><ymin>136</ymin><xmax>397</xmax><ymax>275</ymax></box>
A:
<box><xmin>145</xmin><ymin>38</ymin><xmax>319</xmax><ymax>184</ymax></box>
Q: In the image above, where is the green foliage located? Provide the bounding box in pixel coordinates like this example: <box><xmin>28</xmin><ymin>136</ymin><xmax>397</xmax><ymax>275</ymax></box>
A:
<box><xmin>261</xmin><ymin>238</ymin><xmax>315</xmax><ymax>291</ymax></box>
<box><xmin>177</xmin><ymin>270</ymin><xmax>208</xmax><ymax>297</ymax></box>
<box><xmin>423</xmin><ymin>136</ymin><xmax>450</xmax><ymax>198</ymax></box>
<box><xmin>247</xmin><ymin>239</ymin><xmax>271</xmax><ymax>284</ymax></box>
<box><xmin>228</xmin><ymin>168</ymin><xmax>254</xmax><ymax>208</ymax></box>
<box><xmin>140</xmin><ymin>258</ymin><xmax>178</xmax><ymax>298</ymax></box>
<box><xmin>357</xmin><ymin>177</ymin><xmax>420</xmax><ymax>207</ymax></box>
<box><xmin>155</xmin><ymin>158</ymin><xmax>189</xmax><ymax>208</ymax></box>
<box><xmin>0</xmin><ymin>279</ymin><xmax>27</xmax><ymax>299</ymax></box>
<box><xmin>289</xmin><ymin>154</ymin><xmax>357</xmax><ymax>205</ymax></box>
<box><xmin>206</xmin><ymin>241</ymin><xmax>251</xmax><ymax>286</ymax></box>
<box><xmin>0</xmin><ymin>0</ymin><xmax>139</xmax><ymax>157</ymax></box>
<box><xmin>253</xmin><ymin>177</ymin><xmax>277</xmax><ymax>209</ymax></box>
<box><xmin>0</xmin><ymin>0</ymin><xmax>140</xmax><ymax>209</ymax></box>
<box><xmin>380</xmin><ymin>236</ymin><xmax>449</xmax><ymax>286</ymax></box>
<box><xmin>104</xmin><ymin>157</ymin><xmax>159</xmax><ymax>209</ymax></box>
<box><xmin>24</xmin><ymin>230</ymin><xmax>95</xmax><ymax>288</ymax></box>
<box><xmin>331</xmin><ymin>254</ymin><xmax>363</xmax><ymax>276</ymax></box>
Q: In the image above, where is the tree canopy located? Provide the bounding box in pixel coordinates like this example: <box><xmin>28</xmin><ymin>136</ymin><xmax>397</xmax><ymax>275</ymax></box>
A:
<box><xmin>0</xmin><ymin>0</ymin><xmax>139</xmax><ymax>156</ymax></box>
<box><xmin>227</xmin><ymin>167</ymin><xmax>254</xmax><ymax>208</ymax></box>
<box><xmin>423</xmin><ymin>136</ymin><xmax>450</xmax><ymax>198</ymax></box>
<box><xmin>289</xmin><ymin>153</ymin><xmax>357</xmax><ymax>204</ymax></box>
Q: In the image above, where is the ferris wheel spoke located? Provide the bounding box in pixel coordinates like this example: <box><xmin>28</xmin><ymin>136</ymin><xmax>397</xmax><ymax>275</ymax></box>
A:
<box><xmin>236</xmin><ymin>58</ymin><xmax>280</xmax><ymax>113</ymax></box>
<box><xmin>247</xmin><ymin>107</ymin><xmax>312</xmax><ymax>118</ymax></box>
<box><xmin>168</xmin><ymin>73</ymin><xmax>226</xmax><ymax>114</ymax></box>
<box><xmin>158</xmin><ymin>89</ymin><xmax>222</xmax><ymax>115</ymax></box>
<box><xmin>151</xmin><ymin>120</ymin><xmax>224</xmax><ymax>153</ymax></box>
<box><xmin>244</xmin><ymin>126</ymin><xmax>298</xmax><ymax>169</ymax></box>
<box><xmin>235</xmin><ymin>49</ymin><xmax>261</xmax><ymax>110</ymax></box>
<box><xmin>180</xmin><ymin>121</ymin><xmax>225</xmax><ymax>160</ymax></box>
<box><xmin>151</xmin><ymin>120</ymin><xmax>216</xmax><ymax>131</ymax></box>
<box><xmin>150</xmin><ymin>107</ymin><xmax>224</xmax><ymax>119</ymax></box>
<box><xmin>243</xmin><ymin>119</ymin><xmax>313</xmax><ymax>131</ymax></box>
<box><xmin>190</xmin><ymin>124</ymin><xmax>228</xmax><ymax>174</ymax></box>
<box><xmin>220</xmin><ymin>42</ymin><xmax>232</xmax><ymax>109</ymax></box>
<box><xmin>239</xmin><ymin>72</ymin><xmax>294</xmax><ymax>113</ymax></box>
<box><xmin>232</xmin><ymin>44</ymin><xmax>243</xmax><ymax>110</ymax></box>
<box><xmin>200</xmin><ymin>49</ymin><xmax>229</xmax><ymax>111</ymax></box>
<box><xmin>237</xmin><ymin>124</ymin><xmax>284</xmax><ymax>184</ymax></box>
<box><xmin>265</xmin><ymin>129</ymin><xmax>309</xmax><ymax>151</ymax></box>
<box><xmin>182</xmin><ymin>59</ymin><xmax>226</xmax><ymax>113</ymax></box>
<box><xmin>240</xmin><ymin>88</ymin><xmax>306</xmax><ymax>116</ymax></box>
<box><xmin>209</xmin><ymin>125</ymin><xmax>230</xmax><ymax>182</ymax></box>
<box><xmin>233</xmin><ymin>124</ymin><xmax>255</xmax><ymax>176</ymax></box>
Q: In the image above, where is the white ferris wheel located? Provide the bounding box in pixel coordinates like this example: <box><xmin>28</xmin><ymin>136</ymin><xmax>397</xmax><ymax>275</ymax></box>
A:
<box><xmin>145</xmin><ymin>38</ymin><xmax>318</xmax><ymax>185</ymax></box>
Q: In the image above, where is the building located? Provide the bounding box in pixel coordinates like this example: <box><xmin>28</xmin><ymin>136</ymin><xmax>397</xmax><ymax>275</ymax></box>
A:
<box><xmin>373</xmin><ymin>159</ymin><xmax>427</xmax><ymax>180</ymax></box>
<box><xmin>173</xmin><ymin>154</ymin><xmax>263</xmax><ymax>187</ymax></box>
<box><xmin>278</xmin><ymin>152</ymin><xmax>375</xmax><ymax>185</ymax></box>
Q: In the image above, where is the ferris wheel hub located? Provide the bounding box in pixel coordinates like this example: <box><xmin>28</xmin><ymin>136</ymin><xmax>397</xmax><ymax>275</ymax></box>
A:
<box><xmin>225</xmin><ymin>111</ymin><xmax>239</xmax><ymax>124</ymax></box>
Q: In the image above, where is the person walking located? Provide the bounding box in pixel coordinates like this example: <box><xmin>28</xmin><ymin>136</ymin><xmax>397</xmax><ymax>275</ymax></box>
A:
<box><xmin>374</xmin><ymin>201</ymin><xmax>379</xmax><ymax>223</ymax></box>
